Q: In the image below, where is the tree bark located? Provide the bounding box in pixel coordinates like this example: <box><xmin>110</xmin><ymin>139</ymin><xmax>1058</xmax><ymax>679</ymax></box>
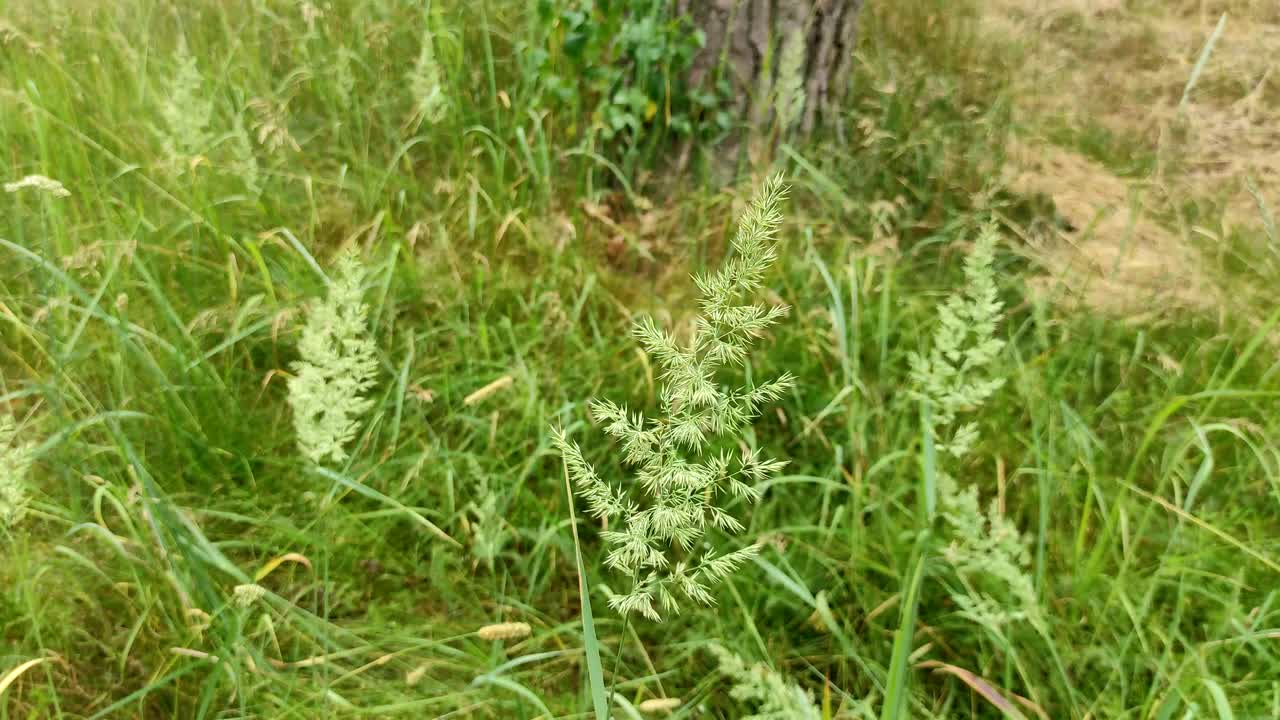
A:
<box><xmin>677</xmin><ymin>0</ymin><xmax>865</xmax><ymax>136</ymax></box>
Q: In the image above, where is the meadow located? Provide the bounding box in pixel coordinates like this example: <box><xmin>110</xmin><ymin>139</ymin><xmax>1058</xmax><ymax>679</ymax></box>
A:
<box><xmin>1</xmin><ymin>0</ymin><xmax>1279</xmax><ymax>717</ymax></box>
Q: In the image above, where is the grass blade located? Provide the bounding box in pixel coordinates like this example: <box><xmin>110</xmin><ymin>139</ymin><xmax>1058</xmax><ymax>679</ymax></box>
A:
<box><xmin>563</xmin><ymin>462</ymin><xmax>610</xmax><ymax>719</ymax></box>
<box><xmin>914</xmin><ymin>662</ymin><xmax>1030</xmax><ymax>720</ymax></box>
<box><xmin>470</xmin><ymin>675</ymin><xmax>553</xmax><ymax>717</ymax></box>
<box><xmin>1202</xmin><ymin>679</ymin><xmax>1235</xmax><ymax>720</ymax></box>
<box><xmin>1180</xmin><ymin>13</ymin><xmax>1227</xmax><ymax>109</ymax></box>
<box><xmin>920</xmin><ymin>403</ymin><xmax>937</xmax><ymax>522</ymax></box>
<box><xmin>0</xmin><ymin>657</ymin><xmax>50</xmax><ymax>697</ymax></box>
<box><xmin>312</xmin><ymin>466</ymin><xmax>459</xmax><ymax>546</ymax></box>
<box><xmin>881</xmin><ymin>552</ymin><xmax>925</xmax><ymax>720</ymax></box>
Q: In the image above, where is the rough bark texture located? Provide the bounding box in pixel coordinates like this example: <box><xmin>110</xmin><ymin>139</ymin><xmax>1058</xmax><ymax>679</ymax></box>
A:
<box><xmin>677</xmin><ymin>0</ymin><xmax>864</xmax><ymax>135</ymax></box>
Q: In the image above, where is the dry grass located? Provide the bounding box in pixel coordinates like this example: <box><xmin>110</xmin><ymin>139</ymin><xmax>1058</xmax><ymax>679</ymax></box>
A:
<box><xmin>994</xmin><ymin>0</ymin><xmax>1279</xmax><ymax>202</ymax></box>
<box><xmin>982</xmin><ymin>0</ymin><xmax>1278</xmax><ymax>319</ymax></box>
<box><xmin>1005</xmin><ymin>140</ymin><xmax>1222</xmax><ymax>319</ymax></box>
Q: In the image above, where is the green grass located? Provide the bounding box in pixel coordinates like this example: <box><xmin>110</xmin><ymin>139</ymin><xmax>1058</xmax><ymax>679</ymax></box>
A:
<box><xmin>1</xmin><ymin>0</ymin><xmax>1279</xmax><ymax>717</ymax></box>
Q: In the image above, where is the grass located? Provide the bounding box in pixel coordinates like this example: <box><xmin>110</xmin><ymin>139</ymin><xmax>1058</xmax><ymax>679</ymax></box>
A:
<box><xmin>1</xmin><ymin>0</ymin><xmax>1279</xmax><ymax>717</ymax></box>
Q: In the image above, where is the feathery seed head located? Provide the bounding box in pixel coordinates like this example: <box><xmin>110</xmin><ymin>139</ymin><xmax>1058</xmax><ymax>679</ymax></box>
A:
<box><xmin>249</xmin><ymin>98</ymin><xmax>300</xmax><ymax>154</ymax></box>
<box><xmin>773</xmin><ymin>29</ymin><xmax>808</xmax><ymax>136</ymax></box>
<box><xmin>232</xmin><ymin>583</ymin><xmax>266</xmax><ymax>609</ymax></box>
<box><xmin>940</xmin><ymin>473</ymin><xmax>1038</xmax><ymax>628</ymax></box>
<box><xmin>5</xmin><ymin>174</ymin><xmax>70</xmax><ymax>198</ymax></box>
<box><xmin>228</xmin><ymin>108</ymin><xmax>261</xmax><ymax>195</ymax></box>
<box><xmin>407</xmin><ymin>15</ymin><xmax>448</xmax><ymax>128</ymax></box>
<box><xmin>909</xmin><ymin>224</ymin><xmax>1006</xmax><ymax>458</ymax></box>
<box><xmin>556</xmin><ymin>175</ymin><xmax>793</xmax><ymax>621</ymax></box>
<box><xmin>910</xmin><ymin>226</ymin><xmax>1036</xmax><ymax>627</ymax></box>
<box><xmin>288</xmin><ymin>251</ymin><xmax>379</xmax><ymax>465</ymax></box>
<box><xmin>159</xmin><ymin>43</ymin><xmax>213</xmax><ymax>163</ymax></box>
<box><xmin>0</xmin><ymin>414</ymin><xmax>33</xmax><ymax>529</ymax></box>
<box><xmin>333</xmin><ymin>47</ymin><xmax>357</xmax><ymax>108</ymax></box>
<box><xmin>710</xmin><ymin>643</ymin><xmax>820</xmax><ymax>720</ymax></box>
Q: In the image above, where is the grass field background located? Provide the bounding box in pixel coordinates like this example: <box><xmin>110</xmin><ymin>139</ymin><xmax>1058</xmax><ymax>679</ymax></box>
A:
<box><xmin>1</xmin><ymin>0</ymin><xmax>1279</xmax><ymax>717</ymax></box>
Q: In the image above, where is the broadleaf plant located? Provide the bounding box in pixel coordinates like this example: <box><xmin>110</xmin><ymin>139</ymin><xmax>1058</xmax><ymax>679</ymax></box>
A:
<box><xmin>553</xmin><ymin>174</ymin><xmax>794</xmax><ymax>621</ymax></box>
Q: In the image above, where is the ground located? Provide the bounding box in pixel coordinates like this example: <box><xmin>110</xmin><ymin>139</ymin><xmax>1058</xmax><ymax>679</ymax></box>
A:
<box><xmin>0</xmin><ymin>0</ymin><xmax>1277</xmax><ymax>718</ymax></box>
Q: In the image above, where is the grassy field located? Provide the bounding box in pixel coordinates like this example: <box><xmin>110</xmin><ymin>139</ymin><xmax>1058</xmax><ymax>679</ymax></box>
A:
<box><xmin>1</xmin><ymin>0</ymin><xmax>1279</xmax><ymax>717</ymax></box>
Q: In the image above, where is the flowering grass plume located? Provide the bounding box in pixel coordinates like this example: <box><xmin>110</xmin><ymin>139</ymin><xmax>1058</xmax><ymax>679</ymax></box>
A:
<box><xmin>909</xmin><ymin>225</ymin><xmax>1006</xmax><ymax>459</ymax></box>
<box><xmin>4</xmin><ymin>174</ymin><xmax>70</xmax><ymax>198</ymax></box>
<box><xmin>232</xmin><ymin>583</ymin><xmax>267</xmax><ymax>609</ymax></box>
<box><xmin>709</xmin><ymin>643</ymin><xmax>819</xmax><ymax>720</ymax></box>
<box><xmin>227</xmin><ymin>107</ymin><xmax>261</xmax><ymax>196</ymax></box>
<box><xmin>637</xmin><ymin>697</ymin><xmax>682</xmax><ymax>713</ymax></box>
<box><xmin>910</xmin><ymin>225</ymin><xmax>1036</xmax><ymax>628</ymax></box>
<box><xmin>772</xmin><ymin>29</ymin><xmax>807</xmax><ymax>136</ymax></box>
<box><xmin>288</xmin><ymin>251</ymin><xmax>379</xmax><ymax>465</ymax></box>
<box><xmin>940</xmin><ymin>474</ymin><xmax>1038</xmax><ymax>628</ymax></box>
<box><xmin>407</xmin><ymin>15</ymin><xmax>448</xmax><ymax>128</ymax></box>
<box><xmin>158</xmin><ymin>42</ymin><xmax>213</xmax><ymax>163</ymax></box>
<box><xmin>0</xmin><ymin>413</ymin><xmax>33</xmax><ymax>529</ymax></box>
<box><xmin>333</xmin><ymin>47</ymin><xmax>357</xmax><ymax>109</ymax></box>
<box><xmin>553</xmin><ymin>174</ymin><xmax>794</xmax><ymax>621</ymax></box>
<box><xmin>249</xmin><ymin>98</ymin><xmax>300</xmax><ymax>154</ymax></box>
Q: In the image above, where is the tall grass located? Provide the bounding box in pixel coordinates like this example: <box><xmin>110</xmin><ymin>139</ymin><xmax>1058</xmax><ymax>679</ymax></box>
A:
<box><xmin>0</xmin><ymin>0</ymin><xmax>1277</xmax><ymax>718</ymax></box>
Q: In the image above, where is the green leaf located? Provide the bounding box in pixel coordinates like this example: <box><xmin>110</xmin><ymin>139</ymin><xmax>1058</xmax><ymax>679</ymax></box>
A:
<box><xmin>564</xmin><ymin>461</ymin><xmax>611</xmax><ymax>719</ymax></box>
<box><xmin>920</xmin><ymin>403</ymin><xmax>937</xmax><ymax>522</ymax></box>
<box><xmin>1202</xmin><ymin>679</ymin><xmax>1235</xmax><ymax>720</ymax></box>
<box><xmin>881</xmin><ymin>553</ymin><xmax>925</xmax><ymax>720</ymax></box>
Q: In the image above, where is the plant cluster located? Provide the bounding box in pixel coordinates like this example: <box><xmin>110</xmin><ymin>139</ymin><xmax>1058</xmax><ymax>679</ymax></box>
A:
<box><xmin>554</xmin><ymin>174</ymin><xmax>793</xmax><ymax>621</ymax></box>
<box><xmin>524</xmin><ymin>0</ymin><xmax>727</xmax><ymax>147</ymax></box>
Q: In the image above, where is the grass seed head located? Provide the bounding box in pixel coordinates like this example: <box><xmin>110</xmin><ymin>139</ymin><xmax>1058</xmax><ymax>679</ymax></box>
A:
<box><xmin>637</xmin><ymin>697</ymin><xmax>682</xmax><ymax>713</ymax></box>
<box><xmin>555</xmin><ymin>175</ymin><xmax>794</xmax><ymax>621</ymax></box>
<box><xmin>476</xmin><ymin>622</ymin><xmax>531</xmax><ymax>641</ymax></box>
<box><xmin>0</xmin><ymin>414</ymin><xmax>32</xmax><ymax>529</ymax></box>
<box><xmin>287</xmin><ymin>251</ymin><xmax>379</xmax><ymax>465</ymax></box>
<box><xmin>232</xmin><ymin>583</ymin><xmax>267</xmax><ymax>609</ymax></box>
<box><xmin>4</xmin><ymin>174</ymin><xmax>70</xmax><ymax>198</ymax></box>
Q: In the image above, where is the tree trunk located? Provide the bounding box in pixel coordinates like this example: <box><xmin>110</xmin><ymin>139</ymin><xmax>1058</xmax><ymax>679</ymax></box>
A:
<box><xmin>678</xmin><ymin>0</ymin><xmax>865</xmax><ymax>137</ymax></box>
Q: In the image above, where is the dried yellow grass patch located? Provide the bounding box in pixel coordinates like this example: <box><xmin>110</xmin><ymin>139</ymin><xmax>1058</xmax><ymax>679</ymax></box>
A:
<box><xmin>1006</xmin><ymin>140</ymin><xmax>1221</xmax><ymax>319</ymax></box>
<box><xmin>984</xmin><ymin>0</ymin><xmax>1280</xmax><ymax>235</ymax></box>
<box><xmin>977</xmin><ymin>0</ymin><xmax>1280</xmax><ymax>319</ymax></box>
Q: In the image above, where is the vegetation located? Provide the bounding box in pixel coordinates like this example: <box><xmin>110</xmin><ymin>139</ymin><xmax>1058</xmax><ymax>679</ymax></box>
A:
<box><xmin>1</xmin><ymin>0</ymin><xmax>1277</xmax><ymax>718</ymax></box>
